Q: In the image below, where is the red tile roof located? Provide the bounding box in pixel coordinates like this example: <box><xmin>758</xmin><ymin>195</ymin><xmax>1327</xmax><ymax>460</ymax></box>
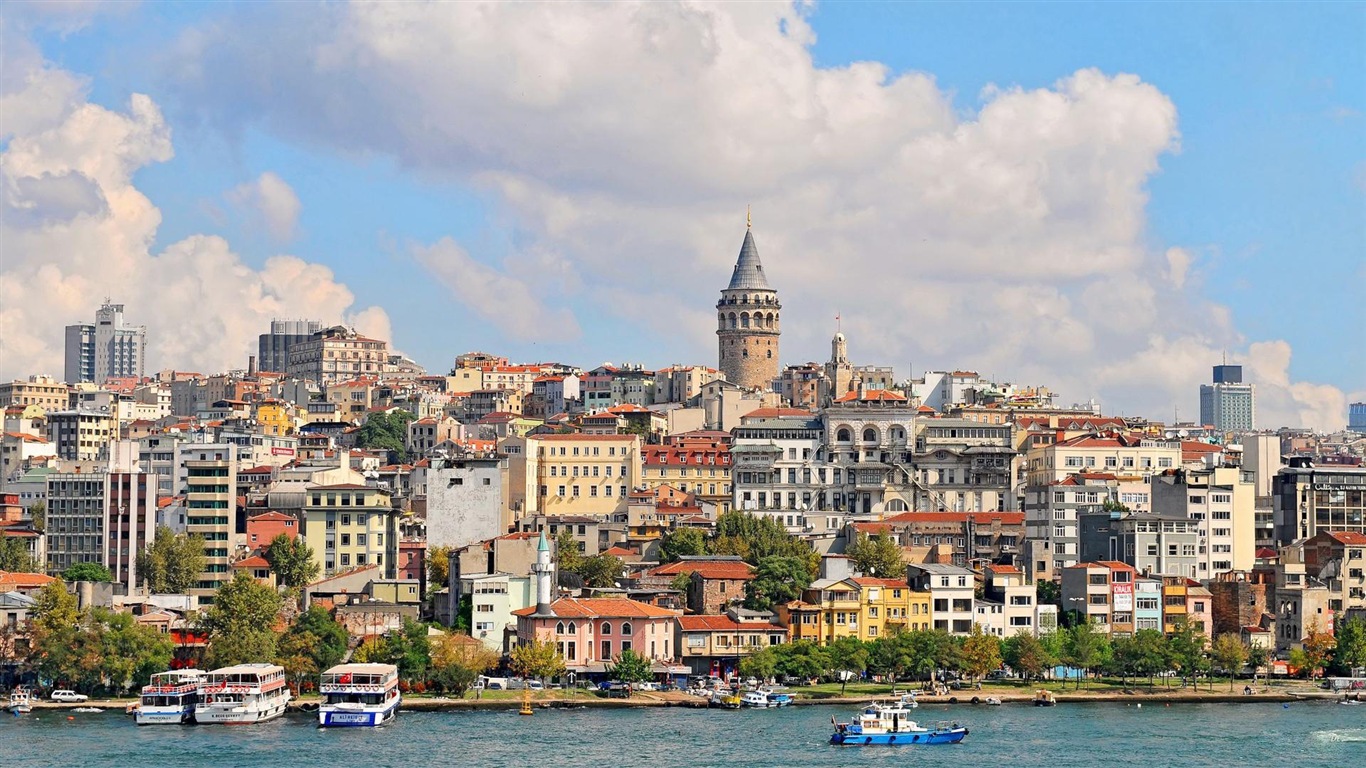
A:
<box><xmin>233</xmin><ymin>556</ymin><xmax>270</xmax><ymax>568</ymax></box>
<box><xmin>742</xmin><ymin>407</ymin><xmax>815</xmax><ymax>420</ymax></box>
<box><xmin>648</xmin><ymin>560</ymin><xmax>755</xmax><ymax>580</ymax></box>
<box><xmin>833</xmin><ymin>389</ymin><xmax>907</xmax><ymax>403</ymax></box>
<box><xmin>0</xmin><ymin>571</ymin><xmax>57</xmax><ymax>588</ymax></box>
<box><xmin>677</xmin><ymin>615</ymin><xmax>785</xmax><ymax>632</ymax></box>
<box><xmin>1324</xmin><ymin>531</ymin><xmax>1366</xmax><ymax>546</ymax></box>
<box><xmin>511</xmin><ymin>597</ymin><xmax>680</xmax><ymax>619</ymax></box>
<box><xmin>532</xmin><ymin>434</ymin><xmax>638</xmax><ymax>442</ymax></box>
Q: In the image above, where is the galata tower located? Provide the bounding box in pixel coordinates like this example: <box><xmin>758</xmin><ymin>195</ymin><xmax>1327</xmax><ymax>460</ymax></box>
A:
<box><xmin>716</xmin><ymin>216</ymin><xmax>780</xmax><ymax>390</ymax></box>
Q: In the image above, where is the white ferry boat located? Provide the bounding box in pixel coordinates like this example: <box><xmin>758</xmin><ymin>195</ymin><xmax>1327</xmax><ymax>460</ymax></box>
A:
<box><xmin>318</xmin><ymin>663</ymin><xmax>401</xmax><ymax>727</ymax></box>
<box><xmin>195</xmin><ymin>664</ymin><xmax>291</xmax><ymax>725</ymax></box>
<box><xmin>136</xmin><ymin>669</ymin><xmax>205</xmax><ymax>725</ymax></box>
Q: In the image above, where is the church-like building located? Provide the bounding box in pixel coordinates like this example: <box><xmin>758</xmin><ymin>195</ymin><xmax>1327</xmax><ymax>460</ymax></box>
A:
<box><xmin>716</xmin><ymin>221</ymin><xmax>781</xmax><ymax>390</ymax></box>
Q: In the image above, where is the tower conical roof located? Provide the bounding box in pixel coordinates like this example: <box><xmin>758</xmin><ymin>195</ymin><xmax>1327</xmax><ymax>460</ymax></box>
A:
<box><xmin>726</xmin><ymin>229</ymin><xmax>771</xmax><ymax>291</ymax></box>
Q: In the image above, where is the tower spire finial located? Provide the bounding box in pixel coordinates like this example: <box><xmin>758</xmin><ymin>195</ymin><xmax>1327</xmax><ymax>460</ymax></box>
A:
<box><xmin>746</xmin><ymin>205</ymin><xmax>751</xmax><ymax>229</ymax></box>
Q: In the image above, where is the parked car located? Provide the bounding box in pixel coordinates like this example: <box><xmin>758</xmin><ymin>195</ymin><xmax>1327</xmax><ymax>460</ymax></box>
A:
<box><xmin>50</xmin><ymin>690</ymin><xmax>88</xmax><ymax>703</ymax></box>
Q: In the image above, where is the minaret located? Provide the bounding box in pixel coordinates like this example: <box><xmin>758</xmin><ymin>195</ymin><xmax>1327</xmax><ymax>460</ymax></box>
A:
<box><xmin>531</xmin><ymin>529</ymin><xmax>555</xmax><ymax>616</ymax></box>
<box><xmin>716</xmin><ymin>213</ymin><xmax>781</xmax><ymax>390</ymax></box>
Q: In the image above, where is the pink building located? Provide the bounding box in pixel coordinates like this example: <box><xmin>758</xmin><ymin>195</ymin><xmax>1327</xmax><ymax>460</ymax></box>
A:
<box><xmin>513</xmin><ymin>597</ymin><xmax>680</xmax><ymax>674</ymax></box>
<box><xmin>1186</xmin><ymin>583</ymin><xmax>1214</xmax><ymax>639</ymax></box>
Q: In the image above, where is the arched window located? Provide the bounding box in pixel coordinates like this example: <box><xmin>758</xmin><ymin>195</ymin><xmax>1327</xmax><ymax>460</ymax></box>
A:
<box><xmin>742</xmin><ymin>348</ymin><xmax>749</xmax><ymax>358</ymax></box>
<box><xmin>766</xmin><ymin>312</ymin><xmax>775</xmax><ymax>328</ymax></box>
<box><xmin>741</xmin><ymin>313</ymin><xmax>751</xmax><ymax>328</ymax></box>
<box><xmin>863</xmin><ymin>427</ymin><xmax>878</xmax><ymax>443</ymax></box>
<box><xmin>567</xmin><ymin>621</ymin><xmax>577</xmax><ymax>634</ymax></box>
<box><xmin>555</xmin><ymin>621</ymin><xmax>565</xmax><ymax>635</ymax></box>
<box><xmin>766</xmin><ymin>350</ymin><xmax>772</xmax><ymax>359</ymax></box>
<box><xmin>886</xmin><ymin>498</ymin><xmax>908</xmax><ymax>512</ymax></box>
<box><xmin>890</xmin><ymin>426</ymin><xmax>906</xmax><ymax>443</ymax></box>
<box><xmin>729</xmin><ymin>313</ymin><xmax>737</xmax><ymax>329</ymax></box>
<box><xmin>836</xmin><ymin>428</ymin><xmax>852</xmax><ymax>442</ymax></box>
<box><xmin>620</xmin><ymin>622</ymin><xmax>632</xmax><ymax>636</ymax></box>
<box><xmin>601</xmin><ymin>622</ymin><xmax>612</xmax><ymax>635</ymax></box>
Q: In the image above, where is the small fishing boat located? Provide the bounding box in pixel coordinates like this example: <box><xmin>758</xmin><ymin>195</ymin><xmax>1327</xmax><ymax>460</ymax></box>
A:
<box><xmin>740</xmin><ymin>690</ymin><xmax>774</xmax><ymax>708</ymax></box>
<box><xmin>709</xmin><ymin>690</ymin><xmax>741</xmax><ymax>709</ymax></box>
<box><xmin>766</xmin><ymin>691</ymin><xmax>793</xmax><ymax>707</ymax></box>
<box><xmin>1033</xmin><ymin>689</ymin><xmax>1057</xmax><ymax>707</ymax></box>
<box><xmin>8</xmin><ymin>687</ymin><xmax>33</xmax><ymax>715</ymax></box>
<box><xmin>984</xmin><ymin>696</ymin><xmax>1003</xmax><ymax>706</ymax></box>
<box><xmin>830</xmin><ymin>699</ymin><xmax>968</xmax><ymax>746</ymax></box>
<box><xmin>73</xmin><ymin>707</ymin><xmax>104</xmax><ymax>714</ymax></box>
<box><xmin>1339</xmin><ymin>699</ymin><xmax>1362</xmax><ymax>706</ymax></box>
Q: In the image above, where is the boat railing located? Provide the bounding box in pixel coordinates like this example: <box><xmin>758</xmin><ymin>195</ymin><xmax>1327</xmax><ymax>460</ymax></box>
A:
<box><xmin>142</xmin><ymin>683</ymin><xmax>199</xmax><ymax>695</ymax></box>
<box><xmin>320</xmin><ymin>683</ymin><xmax>391</xmax><ymax>694</ymax></box>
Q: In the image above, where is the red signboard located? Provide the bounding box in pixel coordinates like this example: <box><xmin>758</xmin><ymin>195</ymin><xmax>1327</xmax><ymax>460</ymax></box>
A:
<box><xmin>271</xmin><ymin>447</ymin><xmax>295</xmax><ymax>456</ymax></box>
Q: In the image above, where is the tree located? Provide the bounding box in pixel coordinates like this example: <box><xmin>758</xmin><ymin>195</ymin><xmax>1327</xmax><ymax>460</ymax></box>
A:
<box><xmin>1167</xmin><ymin>618</ymin><xmax>1210</xmax><ymax>687</ymax></box>
<box><xmin>137</xmin><ymin>525</ymin><xmax>206</xmax><ymax>594</ymax></box>
<box><xmin>553</xmin><ymin>528</ymin><xmax>584</xmax><ymax>574</ymax></box>
<box><xmin>354</xmin><ymin>409</ymin><xmax>417</xmax><ymax>460</ymax></box>
<box><xmin>1131</xmin><ymin>629</ymin><xmax>1171</xmax><ymax>685</ymax></box>
<box><xmin>1299</xmin><ymin>619</ymin><xmax>1336</xmax><ymax>680</ymax></box>
<box><xmin>509</xmin><ymin>638</ymin><xmax>567</xmax><ymax>681</ymax></box>
<box><xmin>1330</xmin><ymin>616</ymin><xmax>1366</xmax><ymax>675</ymax></box>
<box><xmin>263</xmin><ymin>533</ymin><xmax>320</xmax><ymax>590</ymax></box>
<box><xmin>62</xmin><ymin>561</ymin><xmax>112</xmax><ymax>583</ymax></box>
<box><xmin>1003</xmin><ymin>631</ymin><xmax>1053</xmax><ymax>682</ymax></box>
<box><xmin>828</xmin><ymin>636</ymin><xmax>869</xmax><ymax>693</ymax></box>
<box><xmin>279</xmin><ymin>605</ymin><xmax>349</xmax><ymax>687</ymax></box>
<box><xmin>27</xmin><ymin>501</ymin><xmax>45</xmax><ymax>533</ymax></box>
<box><xmin>710</xmin><ymin>511</ymin><xmax>817</xmax><ymax>572</ymax></box>
<box><xmin>669</xmin><ymin>571</ymin><xmax>694</xmax><ymax>594</ymax></box>
<box><xmin>743</xmin><ymin>556</ymin><xmax>813</xmax><ymax>611</ymax></box>
<box><xmin>0</xmin><ymin>537</ymin><xmax>37</xmax><ymax>572</ymax></box>
<box><xmin>1245</xmin><ymin>642</ymin><xmax>1271</xmax><ymax>683</ymax></box>
<box><xmin>577</xmin><ymin>554</ymin><xmax>624</xmax><ymax>589</ymax></box>
<box><xmin>200</xmin><ymin>571</ymin><xmax>284</xmax><ymax>668</ymax></box>
<box><xmin>1211</xmin><ymin>633</ymin><xmax>1249</xmax><ymax>691</ymax></box>
<box><xmin>844</xmin><ymin>532</ymin><xmax>904</xmax><ymax>578</ymax></box>
<box><xmin>659</xmin><ymin>527</ymin><xmax>706</xmax><ymax>563</ymax></box>
<box><xmin>960</xmin><ymin>624</ymin><xmax>1003</xmax><ymax>682</ymax></box>
<box><xmin>739</xmin><ymin>646</ymin><xmax>778</xmax><ymax>682</ymax></box>
<box><xmin>430</xmin><ymin>633</ymin><xmax>499</xmax><ymax>697</ymax></box>
<box><xmin>772</xmin><ymin>640</ymin><xmax>830</xmax><ymax>681</ymax></box>
<box><xmin>1036</xmin><ymin>580</ymin><xmax>1061</xmax><ymax>608</ymax></box>
<box><xmin>427</xmin><ymin>545</ymin><xmax>453</xmax><ymax>589</ymax></box>
<box><xmin>607</xmin><ymin>649</ymin><xmax>653</xmax><ymax>685</ymax></box>
<box><xmin>1062</xmin><ymin>620</ymin><xmax>1108</xmax><ymax>690</ymax></box>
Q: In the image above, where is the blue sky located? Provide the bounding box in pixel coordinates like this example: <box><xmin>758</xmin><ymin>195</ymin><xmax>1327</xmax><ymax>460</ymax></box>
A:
<box><xmin>6</xmin><ymin>1</ymin><xmax>1363</xmax><ymax>427</ymax></box>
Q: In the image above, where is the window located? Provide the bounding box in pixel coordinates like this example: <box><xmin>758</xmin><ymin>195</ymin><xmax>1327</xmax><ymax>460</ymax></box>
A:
<box><xmin>601</xmin><ymin>622</ymin><xmax>612</xmax><ymax>635</ymax></box>
<box><xmin>620</xmin><ymin>622</ymin><xmax>632</xmax><ymax>636</ymax></box>
<box><xmin>601</xmin><ymin>640</ymin><xmax>612</xmax><ymax>659</ymax></box>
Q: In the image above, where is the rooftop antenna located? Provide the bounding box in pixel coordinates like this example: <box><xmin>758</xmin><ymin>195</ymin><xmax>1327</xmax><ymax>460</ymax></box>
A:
<box><xmin>746</xmin><ymin>205</ymin><xmax>751</xmax><ymax>229</ymax></box>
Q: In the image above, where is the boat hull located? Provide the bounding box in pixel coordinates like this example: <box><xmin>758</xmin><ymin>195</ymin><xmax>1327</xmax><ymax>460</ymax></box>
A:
<box><xmin>136</xmin><ymin>707</ymin><xmax>195</xmax><ymax>725</ymax></box>
<box><xmin>830</xmin><ymin>728</ymin><xmax>968</xmax><ymax>746</ymax></box>
<box><xmin>319</xmin><ymin>699</ymin><xmax>400</xmax><ymax>728</ymax></box>
<box><xmin>194</xmin><ymin>699</ymin><xmax>289</xmax><ymax>725</ymax></box>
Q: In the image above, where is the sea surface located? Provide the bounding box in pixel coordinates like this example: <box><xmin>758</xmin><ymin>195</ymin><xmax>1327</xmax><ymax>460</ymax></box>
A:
<box><xmin>5</xmin><ymin>701</ymin><xmax>1364</xmax><ymax>768</ymax></box>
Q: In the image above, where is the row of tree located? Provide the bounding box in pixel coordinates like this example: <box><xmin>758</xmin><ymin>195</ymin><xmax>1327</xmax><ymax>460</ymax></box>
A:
<box><xmin>733</xmin><ymin>617</ymin><xmax>1366</xmax><ymax>692</ymax></box>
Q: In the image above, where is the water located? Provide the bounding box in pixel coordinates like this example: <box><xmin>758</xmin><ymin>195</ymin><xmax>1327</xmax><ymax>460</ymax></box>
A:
<box><xmin>5</xmin><ymin>702</ymin><xmax>1363</xmax><ymax>767</ymax></box>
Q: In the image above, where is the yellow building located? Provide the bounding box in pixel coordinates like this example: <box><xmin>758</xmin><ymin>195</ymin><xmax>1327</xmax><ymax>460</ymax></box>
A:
<box><xmin>524</xmin><ymin>433</ymin><xmax>642</xmax><ymax>518</ymax></box>
<box><xmin>0</xmin><ymin>375</ymin><xmax>69</xmax><ymax>413</ymax></box>
<box><xmin>304</xmin><ymin>483</ymin><xmax>396</xmax><ymax>578</ymax></box>
<box><xmin>254</xmin><ymin>398</ymin><xmax>294</xmax><ymax>436</ymax></box>
<box><xmin>777</xmin><ymin>577</ymin><xmax>931</xmax><ymax>644</ymax></box>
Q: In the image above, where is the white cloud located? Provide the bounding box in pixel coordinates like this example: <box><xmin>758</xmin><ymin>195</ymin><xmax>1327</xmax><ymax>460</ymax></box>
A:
<box><xmin>411</xmin><ymin>238</ymin><xmax>580</xmax><ymax>342</ymax></box>
<box><xmin>0</xmin><ymin>47</ymin><xmax>390</xmax><ymax>381</ymax></box>
<box><xmin>227</xmin><ymin>171</ymin><xmax>301</xmax><ymax>242</ymax></box>
<box><xmin>134</xmin><ymin>1</ymin><xmax>1349</xmax><ymax>427</ymax></box>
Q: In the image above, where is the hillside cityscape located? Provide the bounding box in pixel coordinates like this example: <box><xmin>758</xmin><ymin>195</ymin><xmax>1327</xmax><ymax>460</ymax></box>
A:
<box><xmin>2</xmin><ymin>223</ymin><xmax>1364</xmax><ymax>697</ymax></box>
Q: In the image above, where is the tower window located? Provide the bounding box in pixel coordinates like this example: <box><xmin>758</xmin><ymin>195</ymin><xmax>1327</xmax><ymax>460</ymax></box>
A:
<box><xmin>767</xmin><ymin>350</ymin><xmax>772</xmax><ymax>359</ymax></box>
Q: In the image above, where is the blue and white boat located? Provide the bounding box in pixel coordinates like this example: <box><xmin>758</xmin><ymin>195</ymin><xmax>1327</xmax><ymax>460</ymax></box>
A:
<box><xmin>136</xmin><ymin>669</ymin><xmax>205</xmax><ymax>725</ymax></box>
<box><xmin>318</xmin><ymin>663</ymin><xmax>400</xmax><ymax>727</ymax></box>
<box><xmin>830</xmin><ymin>699</ymin><xmax>968</xmax><ymax>746</ymax></box>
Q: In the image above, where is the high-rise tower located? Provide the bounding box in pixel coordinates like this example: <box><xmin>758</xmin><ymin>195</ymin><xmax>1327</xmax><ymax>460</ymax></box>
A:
<box><xmin>716</xmin><ymin>218</ymin><xmax>780</xmax><ymax>390</ymax></box>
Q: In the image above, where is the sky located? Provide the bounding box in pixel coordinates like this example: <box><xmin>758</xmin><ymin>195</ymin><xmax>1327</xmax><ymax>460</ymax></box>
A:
<box><xmin>1</xmin><ymin>1</ymin><xmax>1362</xmax><ymax>429</ymax></box>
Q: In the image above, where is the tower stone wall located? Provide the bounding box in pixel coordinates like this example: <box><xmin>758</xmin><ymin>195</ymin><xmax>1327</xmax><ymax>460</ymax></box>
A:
<box><xmin>716</xmin><ymin>226</ymin><xmax>780</xmax><ymax>390</ymax></box>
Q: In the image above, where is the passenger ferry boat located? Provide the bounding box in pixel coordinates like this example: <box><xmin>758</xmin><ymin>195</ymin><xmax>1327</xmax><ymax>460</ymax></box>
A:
<box><xmin>830</xmin><ymin>699</ymin><xmax>969</xmax><ymax>746</ymax></box>
<box><xmin>195</xmin><ymin>664</ymin><xmax>291</xmax><ymax>725</ymax></box>
<box><xmin>8</xmin><ymin>686</ymin><xmax>33</xmax><ymax>714</ymax></box>
<box><xmin>136</xmin><ymin>669</ymin><xmax>205</xmax><ymax>725</ymax></box>
<box><xmin>318</xmin><ymin>663</ymin><xmax>400</xmax><ymax>727</ymax></box>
